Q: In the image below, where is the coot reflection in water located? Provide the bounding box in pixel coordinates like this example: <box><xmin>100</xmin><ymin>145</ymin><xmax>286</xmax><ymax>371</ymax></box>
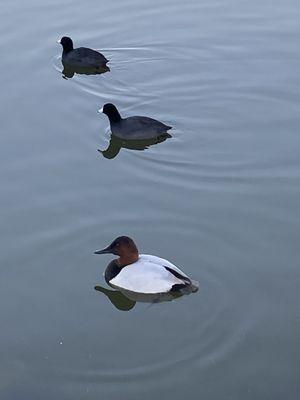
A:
<box><xmin>61</xmin><ymin>61</ymin><xmax>110</xmax><ymax>79</ymax></box>
<box><xmin>94</xmin><ymin>281</ymin><xmax>194</xmax><ymax>312</ymax></box>
<box><xmin>98</xmin><ymin>133</ymin><xmax>172</xmax><ymax>159</ymax></box>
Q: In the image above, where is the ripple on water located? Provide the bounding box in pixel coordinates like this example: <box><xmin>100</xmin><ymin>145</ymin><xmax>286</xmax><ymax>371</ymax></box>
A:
<box><xmin>53</xmin><ymin>46</ymin><xmax>170</xmax><ymax>98</ymax></box>
<box><xmin>48</xmin><ymin>256</ymin><xmax>256</xmax><ymax>386</ymax></box>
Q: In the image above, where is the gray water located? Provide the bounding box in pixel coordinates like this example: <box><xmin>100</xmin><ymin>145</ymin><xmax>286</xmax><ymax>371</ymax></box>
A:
<box><xmin>1</xmin><ymin>0</ymin><xmax>300</xmax><ymax>399</ymax></box>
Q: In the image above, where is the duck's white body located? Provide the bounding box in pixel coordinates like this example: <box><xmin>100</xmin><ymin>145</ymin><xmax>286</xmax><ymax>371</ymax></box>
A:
<box><xmin>108</xmin><ymin>254</ymin><xmax>192</xmax><ymax>294</ymax></box>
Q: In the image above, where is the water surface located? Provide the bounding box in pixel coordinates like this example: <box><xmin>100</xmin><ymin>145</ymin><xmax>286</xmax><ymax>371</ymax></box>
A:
<box><xmin>0</xmin><ymin>0</ymin><xmax>300</xmax><ymax>399</ymax></box>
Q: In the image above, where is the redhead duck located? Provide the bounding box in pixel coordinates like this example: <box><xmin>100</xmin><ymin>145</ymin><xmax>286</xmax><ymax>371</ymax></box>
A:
<box><xmin>58</xmin><ymin>36</ymin><xmax>109</xmax><ymax>68</ymax></box>
<box><xmin>98</xmin><ymin>103</ymin><xmax>172</xmax><ymax>140</ymax></box>
<box><xmin>94</xmin><ymin>236</ymin><xmax>198</xmax><ymax>295</ymax></box>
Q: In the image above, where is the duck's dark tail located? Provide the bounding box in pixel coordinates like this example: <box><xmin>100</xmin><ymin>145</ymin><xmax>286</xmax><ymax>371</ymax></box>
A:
<box><xmin>164</xmin><ymin>266</ymin><xmax>199</xmax><ymax>294</ymax></box>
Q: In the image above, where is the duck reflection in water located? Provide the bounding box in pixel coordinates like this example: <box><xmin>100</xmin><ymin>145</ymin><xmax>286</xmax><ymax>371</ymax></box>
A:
<box><xmin>98</xmin><ymin>132</ymin><xmax>171</xmax><ymax>159</ymax></box>
<box><xmin>61</xmin><ymin>62</ymin><xmax>110</xmax><ymax>79</ymax></box>
<box><xmin>94</xmin><ymin>281</ymin><xmax>191</xmax><ymax>312</ymax></box>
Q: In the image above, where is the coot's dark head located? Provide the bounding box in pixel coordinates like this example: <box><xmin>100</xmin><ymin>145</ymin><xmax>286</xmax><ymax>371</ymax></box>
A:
<box><xmin>94</xmin><ymin>236</ymin><xmax>138</xmax><ymax>257</ymax></box>
<box><xmin>99</xmin><ymin>103</ymin><xmax>121</xmax><ymax>123</ymax></box>
<box><xmin>59</xmin><ymin>36</ymin><xmax>74</xmax><ymax>53</ymax></box>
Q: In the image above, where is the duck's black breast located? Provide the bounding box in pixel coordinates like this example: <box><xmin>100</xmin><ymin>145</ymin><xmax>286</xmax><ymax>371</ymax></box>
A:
<box><xmin>104</xmin><ymin>259</ymin><xmax>121</xmax><ymax>285</ymax></box>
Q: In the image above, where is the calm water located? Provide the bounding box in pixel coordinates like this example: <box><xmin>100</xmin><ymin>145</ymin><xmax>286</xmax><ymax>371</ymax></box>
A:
<box><xmin>1</xmin><ymin>0</ymin><xmax>300</xmax><ymax>398</ymax></box>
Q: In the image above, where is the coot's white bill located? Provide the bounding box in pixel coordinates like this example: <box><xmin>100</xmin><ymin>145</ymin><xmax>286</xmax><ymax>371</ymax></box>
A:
<box><xmin>98</xmin><ymin>107</ymin><xmax>104</xmax><ymax>113</ymax></box>
<box><xmin>56</xmin><ymin>37</ymin><xmax>61</xmax><ymax>44</ymax></box>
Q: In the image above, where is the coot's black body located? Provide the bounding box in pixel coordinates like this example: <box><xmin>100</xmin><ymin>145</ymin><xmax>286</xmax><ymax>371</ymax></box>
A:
<box><xmin>59</xmin><ymin>37</ymin><xmax>109</xmax><ymax>69</ymax></box>
<box><xmin>100</xmin><ymin>103</ymin><xmax>172</xmax><ymax>140</ymax></box>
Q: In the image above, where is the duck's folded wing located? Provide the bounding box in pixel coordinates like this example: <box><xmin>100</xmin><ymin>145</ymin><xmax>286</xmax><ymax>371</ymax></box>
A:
<box><xmin>137</xmin><ymin>117</ymin><xmax>170</xmax><ymax>130</ymax></box>
<box><xmin>69</xmin><ymin>47</ymin><xmax>108</xmax><ymax>64</ymax></box>
<box><xmin>139</xmin><ymin>254</ymin><xmax>190</xmax><ymax>279</ymax></box>
<box><xmin>109</xmin><ymin>259</ymin><xmax>186</xmax><ymax>294</ymax></box>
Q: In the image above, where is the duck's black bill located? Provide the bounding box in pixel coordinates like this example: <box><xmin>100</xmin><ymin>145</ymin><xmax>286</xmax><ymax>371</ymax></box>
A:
<box><xmin>94</xmin><ymin>246</ymin><xmax>111</xmax><ymax>255</ymax></box>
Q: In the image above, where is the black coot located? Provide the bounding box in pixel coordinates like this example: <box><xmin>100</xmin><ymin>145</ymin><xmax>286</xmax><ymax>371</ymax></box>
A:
<box><xmin>99</xmin><ymin>103</ymin><xmax>172</xmax><ymax>140</ymax></box>
<box><xmin>58</xmin><ymin>36</ymin><xmax>109</xmax><ymax>69</ymax></box>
